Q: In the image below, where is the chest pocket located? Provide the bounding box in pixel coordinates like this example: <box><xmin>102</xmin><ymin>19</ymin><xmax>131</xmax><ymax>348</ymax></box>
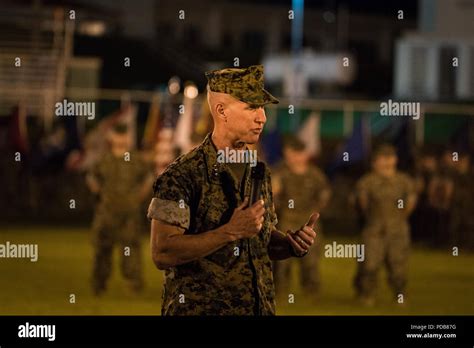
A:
<box><xmin>198</xmin><ymin>181</ymin><xmax>243</xmax><ymax>269</ymax></box>
<box><xmin>206</xmin><ymin>239</ymin><xmax>243</xmax><ymax>270</ymax></box>
<box><xmin>202</xmin><ymin>203</ymin><xmax>243</xmax><ymax>269</ymax></box>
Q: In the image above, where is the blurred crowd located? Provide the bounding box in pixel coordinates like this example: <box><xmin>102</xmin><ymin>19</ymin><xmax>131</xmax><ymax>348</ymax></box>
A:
<box><xmin>1</xmin><ymin>113</ymin><xmax>473</xmax><ymax>253</ymax></box>
<box><xmin>268</xmin><ymin>136</ymin><xmax>473</xmax><ymax>305</ymax></box>
<box><xmin>1</xmin><ymin>110</ymin><xmax>473</xmax><ymax>302</ymax></box>
<box><xmin>410</xmin><ymin>146</ymin><xmax>473</xmax><ymax>248</ymax></box>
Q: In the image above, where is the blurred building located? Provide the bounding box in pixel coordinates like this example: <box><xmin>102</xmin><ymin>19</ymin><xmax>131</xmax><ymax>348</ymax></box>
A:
<box><xmin>153</xmin><ymin>0</ymin><xmax>417</xmax><ymax>98</ymax></box>
<box><xmin>0</xmin><ymin>0</ymin><xmax>420</xmax><ymax>101</ymax></box>
<box><xmin>0</xmin><ymin>1</ymin><xmax>104</xmax><ymax>127</ymax></box>
<box><xmin>395</xmin><ymin>0</ymin><xmax>474</xmax><ymax>101</ymax></box>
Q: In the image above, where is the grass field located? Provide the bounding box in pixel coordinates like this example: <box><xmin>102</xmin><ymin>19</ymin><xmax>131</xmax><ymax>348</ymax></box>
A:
<box><xmin>0</xmin><ymin>226</ymin><xmax>473</xmax><ymax>315</ymax></box>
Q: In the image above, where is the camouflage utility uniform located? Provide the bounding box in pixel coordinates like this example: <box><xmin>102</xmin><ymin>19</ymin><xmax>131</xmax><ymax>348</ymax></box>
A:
<box><xmin>272</xmin><ymin>162</ymin><xmax>329</xmax><ymax>295</ymax></box>
<box><xmin>90</xmin><ymin>151</ymin><xmax>150</xmax><ymax>293</ymax></box>
<box><xmin>148</xmin><ymin>133</ymin><xmax>279</xmax><ymax>315</ymax></box>
<box><xmin>354</xmin><ymin>171</ymin><xmax>415</xmax><ymax>299</ymax></box>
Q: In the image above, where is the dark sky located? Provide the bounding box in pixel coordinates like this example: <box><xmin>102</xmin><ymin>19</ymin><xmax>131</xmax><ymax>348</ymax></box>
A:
<box><xmin>235</xmin><ymin>0</ymin><xmax>418</xmax><ymax>17</ymax></box>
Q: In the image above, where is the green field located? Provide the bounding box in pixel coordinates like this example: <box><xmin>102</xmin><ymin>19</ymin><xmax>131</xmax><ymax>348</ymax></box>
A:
<box><xmin>0</xmin><ymin>226</ymin><xmax>473</xmax><ymax>315</ymax></box>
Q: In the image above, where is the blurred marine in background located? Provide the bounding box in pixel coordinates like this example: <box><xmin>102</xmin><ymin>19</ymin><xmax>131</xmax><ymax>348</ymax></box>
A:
<box><xmin>272</xmin><ymin>135</ymin><xmax>331</xmax><ymax>299</ymax></box>
<box><xmin>354</xmin><ymin>144</ymin><xmax>417</xmax><ymax>306</ymax></box>
<box><xmin>86</xmin><ymin>123</ymin><xmax>154</xmax><ymax>296</ymax></box>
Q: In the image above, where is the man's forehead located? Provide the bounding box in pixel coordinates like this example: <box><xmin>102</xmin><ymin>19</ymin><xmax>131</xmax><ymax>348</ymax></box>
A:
<box><xmin>232</xmin><ymin>98</ymin><xmax>262</xmax><ymax>109</ymax></box>
<box><xmin>208</xmin><ymin>88</ymin><xmax>258</xmax><ymax>107</ymax></box>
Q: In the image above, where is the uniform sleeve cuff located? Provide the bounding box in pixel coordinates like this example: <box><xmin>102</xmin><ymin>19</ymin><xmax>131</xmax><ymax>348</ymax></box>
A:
<box><xmin>147</xmin><ymin>197</ymin><xmax>190</xmax><ymax>230</ymax></box>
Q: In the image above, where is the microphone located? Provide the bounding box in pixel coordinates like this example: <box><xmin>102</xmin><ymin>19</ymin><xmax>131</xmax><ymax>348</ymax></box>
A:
<box><xmin>249</xmin><ymin>162</ymin><xmax>265</xmax><ymax>205</ymax></box>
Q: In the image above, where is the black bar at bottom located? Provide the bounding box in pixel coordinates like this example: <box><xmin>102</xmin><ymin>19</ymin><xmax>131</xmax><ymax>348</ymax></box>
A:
<box><xmin>0</xmin><ymin>315</ymin><xmax>472</xmax><ymax>346</ymax></box>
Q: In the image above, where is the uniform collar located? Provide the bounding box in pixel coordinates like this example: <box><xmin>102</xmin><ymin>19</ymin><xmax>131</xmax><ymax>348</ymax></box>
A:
<box><xmin>202</xmin><ymin>133</ymin><xmax>257</xmax><ymax>194</ymax></box>
<box><xmin>201</xmin><ymin>133</ymin><xmax>222</xmax><ymax>183</ymax></box>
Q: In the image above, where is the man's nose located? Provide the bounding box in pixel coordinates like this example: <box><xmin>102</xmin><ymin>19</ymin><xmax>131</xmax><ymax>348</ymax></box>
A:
<box><xmin>255</xmin><ymin>107</ymin><xmax>266</xmax><ymax>125</ymax></box>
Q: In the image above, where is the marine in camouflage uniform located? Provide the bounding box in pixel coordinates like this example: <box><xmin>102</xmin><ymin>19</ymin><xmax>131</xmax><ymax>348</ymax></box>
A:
<box><xmin>87</xmin><ymin>124</ymin><xmax>153</xmax><ymax>295</ymax></box>
<box><xmin>354</xmin><ymin>144</ymin><xmax>417</xmax><ymax>305</ymax></box>
<box><xmin>148</xmin><ymin>65</ymin><xmax>319</xmax><ymax>315</ymax></box>
<box><xmin>148</xmin><ymin>134</ymin><xmax>278</xmax><ymax>315</ymax></box>
<box><xmin>272</xmin><ymin>136</ymin><xmax>330</xmax><ymax>297</ymax></box>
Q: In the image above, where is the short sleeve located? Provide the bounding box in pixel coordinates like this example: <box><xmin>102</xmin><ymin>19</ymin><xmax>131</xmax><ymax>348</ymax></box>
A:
<box><xmin>147</xmin><ymin>168</ymin><xmax>192</xmax><ymax>230</ymax></box>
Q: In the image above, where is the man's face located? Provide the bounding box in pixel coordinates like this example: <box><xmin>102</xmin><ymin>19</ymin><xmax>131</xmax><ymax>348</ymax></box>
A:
<box><xmin>372</xmin><ymin>154</ymin><xmax>397</xmax><ymax>176</ymax></box>
<box><xmin>224</xmin><ymin>99</ymin><xmax>266</xmax><ymax>145</ymax></box>
<box><xmin>284</xmin><ymin>147</ymin><xmax>309</xmax><ymax>167</ymax></box>
<box><xmin>109</xmin><ymin>132</ymin><xmax>131</xmax><ymax>153</ymax></box>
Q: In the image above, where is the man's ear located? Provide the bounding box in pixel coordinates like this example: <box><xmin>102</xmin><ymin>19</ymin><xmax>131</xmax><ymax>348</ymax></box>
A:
<box><xmin>215</xmin><ymin>102</ymin><xmax>226</xmax><ymax>121</ymax></box>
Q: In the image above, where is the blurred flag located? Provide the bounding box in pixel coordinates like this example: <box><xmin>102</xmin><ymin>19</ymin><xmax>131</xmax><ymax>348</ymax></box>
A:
<box><xmin>327</xmin><ymin>116</ymin><xmax>370</xmax><ymax>177</ymax></box>
<box><xmin>393</xmin><ymin>118</ymin><xmax>413</xmax><ymax>171</ymax></box>
<box><xmin>261</xmin><ymin>128</ymin><xmax>282</xmax><ymax>166</ymax></box>
<box><xmin>195</xmin><ymin>98</ymin><xmax>211</xmax><ymax>137</ymax></box>
<box><xmin>174</xmin><ymin>97</ymin><xmax>194</xmax><ymax>154</ymax></box>
<box><xmin>155</xmin><ymin>127</ymin><xmax>176</xmax><ymax>175</ymax></box>
<box><xmin>260</xmin><ymin>107</ymin><xmax>281</xmax><ymax>165</ymax></box>
<box><xmin>298</xmin><ymin>111</ymin><xmax>321</xmax><ymax>157</ymax></box>
<box><xmin>142</xmin><ymin>94</ymin><xmax>161</xmax><ymax>148</ymax></box>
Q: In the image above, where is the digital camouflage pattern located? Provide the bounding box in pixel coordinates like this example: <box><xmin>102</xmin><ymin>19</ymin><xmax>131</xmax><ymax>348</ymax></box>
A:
<box><xmin>272</xmin><ymin>163</ymin><xmax>329</xmax><ymax>231</ymax></box>
<box><xmin>89</xmin><ymin>151</ymin><xmax>151</xmax><ymax>293</ymax></box>
<box><xmin>148</xmin><ymin>133</ymin><xmax>279</xmax><ymax>315</ymax></box>
<box><xmin>205</xmin><ymin>65</ymin><xmax>279</xmax><ymax>107</ymax></box>
<box><xmin>354</xmin><ymin>171</ymin><xmax>416</xmax><ymax>298</ymax></box>
<box><xmin>272</xmin><ymin>163</ymin><xmax>329</xmax><ymax>295</ymax></box>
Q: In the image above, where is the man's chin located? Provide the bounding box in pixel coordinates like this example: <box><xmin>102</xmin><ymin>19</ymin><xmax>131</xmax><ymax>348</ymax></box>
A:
<box><xmin>235</xmin><ymin>133</ymin><xmax>260</xmax><ymax>146</ymax></box>
<box><xmin>246</xmin><ymin>132</ymin><xmax>262</xmax><ymax>144</ymax></box>
<box><xmin>245</xmin><ymin>135</ymin><xmax>259</xmax><ymax>145</ymax></box>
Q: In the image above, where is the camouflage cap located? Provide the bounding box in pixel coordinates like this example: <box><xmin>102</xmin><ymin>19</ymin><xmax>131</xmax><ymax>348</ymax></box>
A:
<box><xmin>205</xmin><ymin>65</ymin><xmax>279</xmax><ymax>107</ymax></box>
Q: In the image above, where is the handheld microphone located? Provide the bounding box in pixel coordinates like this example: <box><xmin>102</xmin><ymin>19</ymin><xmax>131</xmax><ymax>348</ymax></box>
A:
<box><xmin>249</xmin><ymin>162</ymin><xmax>265</xmax><ymax>205</ymax></box>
